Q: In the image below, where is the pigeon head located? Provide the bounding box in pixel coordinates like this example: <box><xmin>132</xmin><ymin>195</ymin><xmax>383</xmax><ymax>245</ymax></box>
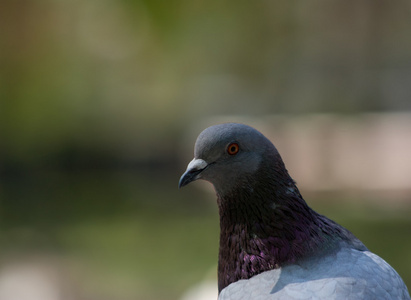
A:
<box><xmin>179</xmin><ymin>123</ymin><xmax>278</xmax><ymax>196</ymax></box>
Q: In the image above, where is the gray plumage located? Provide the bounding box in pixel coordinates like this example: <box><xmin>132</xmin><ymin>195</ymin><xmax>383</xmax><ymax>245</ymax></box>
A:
<box><xmin>220</xmin><ymin>247</ymin><xmax>408</xmax><ymax>299</ymax></box>
<box><xmin>179</xmin><ymin>123</ymin><xmax>410</xmax><ymax>300</ymax></box>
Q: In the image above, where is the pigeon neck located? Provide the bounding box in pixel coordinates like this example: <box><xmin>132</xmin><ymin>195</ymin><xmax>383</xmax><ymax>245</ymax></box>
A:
<box><xmin>216</xmin><ymin>165</ymin><xmax>339</xmax><ymax>293</ymax></box>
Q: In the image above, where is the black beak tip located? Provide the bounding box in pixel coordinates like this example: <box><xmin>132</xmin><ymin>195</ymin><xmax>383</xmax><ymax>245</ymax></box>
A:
<box><xmin>179</xmin><ymin>169</ymin><xmax>202</xmax><ymax>189</ymax></box>
<box><xmin>178</xmin><ymin>176</ymin><xmax>186</xmax><ymax>189</ymax></box>
<box><xmin>178</xmin><ymin>172</ymin><xmax>190</xmax><ymax>189</ymax></box>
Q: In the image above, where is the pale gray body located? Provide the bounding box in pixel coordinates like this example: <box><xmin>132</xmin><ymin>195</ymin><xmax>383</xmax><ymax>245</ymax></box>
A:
<box><xmin>220</xmin><ymin>244</ymin><xmax>409</xmax><ymax>300</ymax></box>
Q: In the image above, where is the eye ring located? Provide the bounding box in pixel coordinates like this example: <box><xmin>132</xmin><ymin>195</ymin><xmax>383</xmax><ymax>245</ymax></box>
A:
<box><xmin>227</xmin><ymin>143</ymin><xmax>240</xmax><ymax>155</ymax></box>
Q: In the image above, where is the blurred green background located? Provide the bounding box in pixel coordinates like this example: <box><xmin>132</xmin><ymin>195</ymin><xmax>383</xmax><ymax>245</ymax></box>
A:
<box><xmin>1</xmin><ymin>1</ymin><xmax>411</xmax><ymax>299</ymax></box>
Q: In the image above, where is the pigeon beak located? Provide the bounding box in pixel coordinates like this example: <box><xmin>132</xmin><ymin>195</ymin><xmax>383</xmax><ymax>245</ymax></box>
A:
<box><xmin>179</xmin><ymin>158</ymin><xmax>209</xmax><ymax>188</ymax></box>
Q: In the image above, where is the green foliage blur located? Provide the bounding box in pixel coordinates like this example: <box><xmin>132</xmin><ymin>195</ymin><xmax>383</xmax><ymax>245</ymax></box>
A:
<box><xmin>1</xmin><ymin>1</ymin><xmax>411</xmax><ymax>299</ymax></box>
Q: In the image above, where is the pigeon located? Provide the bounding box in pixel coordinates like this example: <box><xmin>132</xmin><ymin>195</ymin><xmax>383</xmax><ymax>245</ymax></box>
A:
<box><xmin>179</xmin><ymin>123</ymin><xmax>410</xmax><ymax>300</ymax></box>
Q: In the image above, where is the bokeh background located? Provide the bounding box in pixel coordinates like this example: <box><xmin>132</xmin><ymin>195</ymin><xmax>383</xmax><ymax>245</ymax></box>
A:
<box><xmin>1</xmin><ymin>1</ymin><xmax>411</xmax><ymax>299</ymax></box>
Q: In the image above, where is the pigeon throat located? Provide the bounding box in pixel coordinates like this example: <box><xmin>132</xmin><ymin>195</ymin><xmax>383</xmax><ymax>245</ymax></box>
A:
<box><xmin>216</xmin><ymin>175</ymin><xmax>339</xmax><ymax>293</ymax></box>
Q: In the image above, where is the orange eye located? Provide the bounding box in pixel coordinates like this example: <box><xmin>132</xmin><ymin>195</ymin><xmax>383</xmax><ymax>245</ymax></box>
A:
<box><xmin>227</xmin><ymin>143</ymin><xmax>239</xmax><ymax>155</ymax></box>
